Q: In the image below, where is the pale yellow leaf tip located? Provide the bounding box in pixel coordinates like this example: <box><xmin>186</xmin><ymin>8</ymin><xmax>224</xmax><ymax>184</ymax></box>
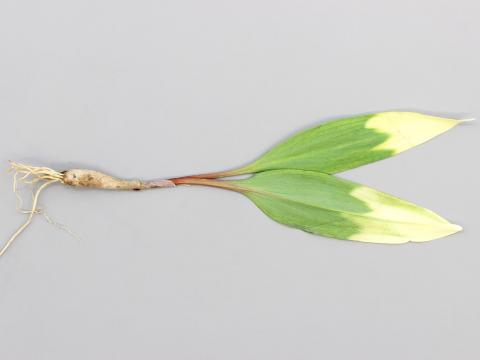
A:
<box><xmin>349</xmin><ymin>218</ymin><xmax>463</xmax><ymax>244</ymax></box>
<box><xmin>349</xmin><ymin>222</ymin><xmax>462</xmax><ymax>244</ymax></box>
<box><xmin>452</xmin><ymin>223</ymin><xmax>463</xmax><ymax>232</ymax></box>
<box><xmin>366</xmin><ymin>112</ymin><xmax>461</xmax><ymax>154</ymax></box>
<box><xmin>410</xmin><ymin>222</ymin><xmax>463</xmax><ymax>243</ymax></box>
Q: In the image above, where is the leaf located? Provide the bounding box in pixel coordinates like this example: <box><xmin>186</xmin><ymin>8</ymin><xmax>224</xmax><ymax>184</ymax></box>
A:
<box><xmin>229</xmin><ymin>170</ymin><xmax>461</xmax><ymax>244</ymax></box>
<box><xmin>234</xmin><ymin>112</ymin><xmax>460</xmax><ymax>175</ymax></box>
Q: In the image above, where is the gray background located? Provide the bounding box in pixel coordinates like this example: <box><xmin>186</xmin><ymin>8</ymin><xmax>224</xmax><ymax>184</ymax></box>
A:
<box><xmin>0</xmin><ymin>0</ymin><xmax>478</xmax><ymax>359</ymax></box>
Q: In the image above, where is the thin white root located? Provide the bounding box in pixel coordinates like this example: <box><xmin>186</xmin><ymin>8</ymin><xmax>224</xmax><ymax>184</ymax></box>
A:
<box><xmin>1</xmin><ymin>180</ymin><xmax>58</xmax><ymax>257</ymax></box>
<box><xmin>8</xmin><ymin>161</ymin><xmax>64</xmax><ymax>184</ymax></box>
<box><xmin>41</xmin><ymin>210</ymin><xmax>79</xmax><ymax>240</ymax></box>
<box><xmin>0</xmin><ymin>162</ymin><xmax>65</xmax><ymax>257</ymax></box>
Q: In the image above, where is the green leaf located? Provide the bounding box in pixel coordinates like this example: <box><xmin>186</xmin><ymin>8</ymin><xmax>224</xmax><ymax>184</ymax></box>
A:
<box><xmin>235</xmin><ymin>112</ymin><xmax>460</xmax><ymax>174</ymax></box>
<box><xmin>230</xmin><ymin>170</ymin><xmax>461</xmax><ymax>244</ymax></box>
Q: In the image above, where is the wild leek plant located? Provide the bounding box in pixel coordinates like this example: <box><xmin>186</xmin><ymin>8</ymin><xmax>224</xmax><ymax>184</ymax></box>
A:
<box><xmin>2</xmin><ymin>112</ymin><xmax>465</xmax><ymax>257</ymax></box>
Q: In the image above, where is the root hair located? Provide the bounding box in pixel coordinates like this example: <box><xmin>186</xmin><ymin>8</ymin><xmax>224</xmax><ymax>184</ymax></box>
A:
<box><xmin>0</xmin><ymin>162</ymin><xmax>65</xmax><ymax>257</ymax></box>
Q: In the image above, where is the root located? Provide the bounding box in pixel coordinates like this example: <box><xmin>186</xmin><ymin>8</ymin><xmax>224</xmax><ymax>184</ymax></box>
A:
<box><xmin>0</xmin><ymin>162</ymin><xmax>65</xmax><ymax>257</ymax></box>
<box><xmin>9</xmin><ymin>161</ymin><xmax>65</xmax><ymax>184</ymax></box>
<box><xmin>2</xmin><ymin>162</ymin><xmax>177</xmax><ymax>257</ymax></box>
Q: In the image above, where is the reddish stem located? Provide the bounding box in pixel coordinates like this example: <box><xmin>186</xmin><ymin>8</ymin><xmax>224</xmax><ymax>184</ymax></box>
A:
<box><xmin>173</xmin><ymin>165</ymin><xmax>253</xmax><ymax>180</ymax></box>
<box><xmin>170</xmin><ymin>177</ymin><xmax>246</xmax><ymax>192</ymax></box>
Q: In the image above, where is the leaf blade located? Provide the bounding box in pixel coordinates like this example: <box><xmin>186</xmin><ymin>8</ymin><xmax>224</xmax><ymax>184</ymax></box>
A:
<box><xmin>237</xmin><ymin>112</ymin><xmax>460</xmax><ymax>174</ymax></box>
<box><xmin>230</xmin><ymin>170</ymin><xmax>461</xmax><ymax>244</ymax></box>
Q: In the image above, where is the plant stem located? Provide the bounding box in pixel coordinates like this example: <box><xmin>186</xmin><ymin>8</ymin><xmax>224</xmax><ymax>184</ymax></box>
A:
<box><xmin>176</xmin><ymin>165</ymin><xmax>253</xmax><ymax>180</ymax></box>
<box><xmin>170</xmin><ymin>177</ymin><xmax>246</xmax><ymax>192</ymax></box>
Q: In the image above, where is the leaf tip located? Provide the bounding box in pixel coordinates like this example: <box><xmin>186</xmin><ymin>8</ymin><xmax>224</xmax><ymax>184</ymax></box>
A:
<box><xmin>450</xmin><ymin>223</ymin><xmax>463</xmax><ymax>234</ymax></box>
<box><xmin>409</xmin><ymin>222</ymin><xmax>463</xmax><ymax>243</ymax></box>
<box><xmin>366</xmin><ymin>112</ymin><xmax>461</xmax><ymax>155</ymax></box>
